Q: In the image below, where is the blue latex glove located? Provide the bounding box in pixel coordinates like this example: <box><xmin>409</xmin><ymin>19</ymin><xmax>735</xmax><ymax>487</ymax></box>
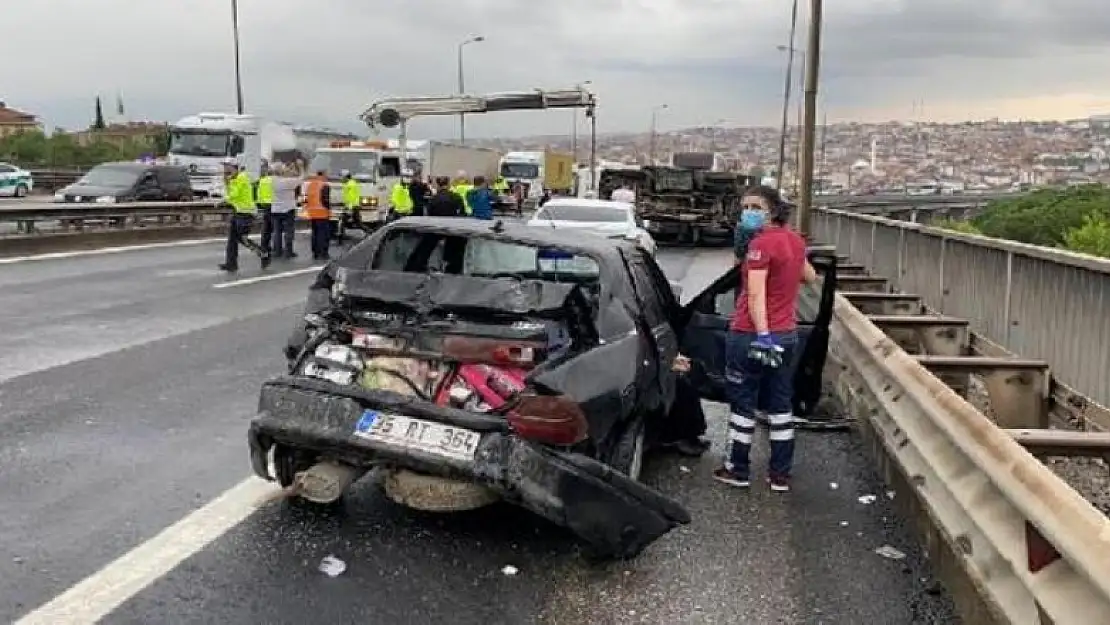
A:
<box><xmin>747</xmin><ymin>332</ymin><xmax>785</xmax><ymax>368</ymax></box>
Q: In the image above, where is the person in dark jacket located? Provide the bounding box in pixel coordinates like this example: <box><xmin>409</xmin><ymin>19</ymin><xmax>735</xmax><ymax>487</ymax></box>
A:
<box><xmin>407</xmin><ymin>171</ymin><xmax>431</xmax><ymax>217</ymax></box>
<box><xmin>426</xmin><ymin>176</ymin><xmax>466</xmax><ymax>217</ymax></box>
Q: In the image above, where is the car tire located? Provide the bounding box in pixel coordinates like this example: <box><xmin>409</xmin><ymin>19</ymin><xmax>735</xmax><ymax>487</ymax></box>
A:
<box><xmin>609</xmin><ymin>417</ymin><xmax>646</xmax><ymax>481</ymax></box>
<box><xmin>14</xmin><ymin>184</ymin><xmax>28</xmax><ymax>198</ymax></box>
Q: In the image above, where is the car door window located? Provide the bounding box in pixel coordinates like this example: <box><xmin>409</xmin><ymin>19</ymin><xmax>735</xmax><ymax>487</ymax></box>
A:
<box><xmin>0</xmin><ymin>165</ymin><xmax>14</xmax><ymax>174</ymax></box>
<box><xmin>628</xmin><ymin>260</ymin><xmax>668</xmax><ymax>328</ymax></box>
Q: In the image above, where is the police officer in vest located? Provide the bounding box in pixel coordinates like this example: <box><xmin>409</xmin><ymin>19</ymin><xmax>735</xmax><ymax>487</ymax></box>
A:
<box><xmin>256</xmin><ymin>162</ymin><xmax>275</xmax><ymax>256</ymax></box>
<box><xmin>340</xmin><ymin>170</ymin><xmax>361</xmax><ymax>234</ymax></box>
<box><xmin>389</xmin><ymin>169</ymin><xmax>414</xmax><ymax>221</ymax></box>
<box><xmin>219</xmin><ymin>159</ymin><xmax>270</xmax><ymax>272</ymax></box>
<box><xmin>300</xmin><ymin>169</ymin><xmax>333</xmax><ymax>261</ymax></box>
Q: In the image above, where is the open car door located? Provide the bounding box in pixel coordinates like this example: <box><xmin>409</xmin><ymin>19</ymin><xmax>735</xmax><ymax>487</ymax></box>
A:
<box><xmin>676</xmin><ymin>250</ymin><xmax>838</xmax><ymax>416</ymax></box>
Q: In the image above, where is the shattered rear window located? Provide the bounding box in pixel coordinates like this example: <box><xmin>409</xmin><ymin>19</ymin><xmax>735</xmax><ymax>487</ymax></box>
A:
<box><xmin>373</xmin><ymin>229</ymin><xmax>601</xmax><ymax>279</ymax></box>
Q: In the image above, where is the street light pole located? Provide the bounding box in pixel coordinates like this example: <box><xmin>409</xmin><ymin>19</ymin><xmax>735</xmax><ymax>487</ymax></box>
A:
<box><xmin>649</xmin><ymin>104</ymin><xmax>668</xmax><ymax>164</ymax></box>
<box><xmin>793</xmin><ymin>49</ymin><xmax>806</xmax><ymax>196</ymax></box>
<box><xmin>231</xmin><ymin>0</ymin><xmax>244</xmax><ymax>114</ymax></box>
<box><xmin>456</xmin><ymin>35</ymin><xmax>485</xmax><ymax>144</ymax></box>
<box><xmin>774</xmin><ymin>0</ymin><xmax>799</xmax><ymax>192</ymax></box>
<box><xmin>571</xmin><ymin>80</ymin><xmax>591</xmax><ymax>165</ymax></box>
<box><xmin>797</xmin><ymin>0</ymin><xmax>823</xmax><ymax>236</ymax></box>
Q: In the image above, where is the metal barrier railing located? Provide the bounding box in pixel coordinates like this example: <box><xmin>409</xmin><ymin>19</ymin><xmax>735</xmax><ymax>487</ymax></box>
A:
<box><xmin>815</xmin><ymin>207</ymin><xmax>1110</xmax><ymax>413</ymax></box>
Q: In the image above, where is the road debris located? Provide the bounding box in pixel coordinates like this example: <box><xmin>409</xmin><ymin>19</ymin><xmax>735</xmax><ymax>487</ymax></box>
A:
<box><xmin>318</xmin><ymin>555</ymin><xmax>347</xmax><ymax>577</ymax></box>
<box><xmin>502</xmin><ymin>565</ymin><xmax>519</xmax><ymax>576</ymax></box>
<box><xmin>858</xmin><ymin>494</ymin><xmax>877</xmax><ymax>504</ymax></box>
<box><xmin>874</xmin><ymin>545</ymin><xmax>906</xmax><ymax>560</ymax></box>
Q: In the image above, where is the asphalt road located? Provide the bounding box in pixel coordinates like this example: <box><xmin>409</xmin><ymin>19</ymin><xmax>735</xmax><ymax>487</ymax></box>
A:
<box><xmin>0</xmin><ymin>234</ymin><xmax>958</xmax><ymax>624</ymax></box>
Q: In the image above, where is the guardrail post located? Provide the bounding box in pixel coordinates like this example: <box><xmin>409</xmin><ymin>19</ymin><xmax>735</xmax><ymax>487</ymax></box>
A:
<box><xmin>847</xmin><ymin>218</ymin><xmax>856</xmax><ymax>257</ymax></box>
<box><xmin>1003</xmin><ymin>250</ymin><xmax>1015</xmax><ymax>348</ymax></box>
<box><xmin>897</xmin><ymin>227</ymin><xmax>906</xmax><ymax>287</ymax></box>
<box><xmin>938</xmin><ymin>236</ymin><xmax>947</xmax><ymax>313</ymax></box>
<box><xmin>869</xmin><ymin>221</ymin><xmax>877</xmax><ymax>272</ymax></box>
<box><xmin>834</xmin><ymin>215</ymin><xmax>842</xmax><ymax>248</ymax></box>
<box><xmin>909</xmin><ymin>209</ymin><xmax>918</xmax><ymax>223</ymax></box>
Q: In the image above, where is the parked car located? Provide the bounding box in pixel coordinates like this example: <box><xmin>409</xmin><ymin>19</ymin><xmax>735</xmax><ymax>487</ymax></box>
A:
<box><xmin>0</xmin><ymin>162</ymin><xmax>33</xmax><ymax>197</ymax></box>
<box><xmin>527</xmin><ymin>197</ymin><xmax>657</xmax><ymax>255</ymax></box>
<box><xmin>53</xmin><ymin>162</ymin><xmax>194</xmax><ymax>203</ymax></box>
<box><xmin>248</xmin><ymin>217</ymin><xmax>838</xmax><ymax>558</ymax></box>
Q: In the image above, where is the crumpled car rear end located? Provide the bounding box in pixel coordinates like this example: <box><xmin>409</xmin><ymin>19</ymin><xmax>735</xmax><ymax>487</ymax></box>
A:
<box><xmin>249</xmin><ymin>376</ymin><xmax>690</xmax><ymax>559</ymax></box>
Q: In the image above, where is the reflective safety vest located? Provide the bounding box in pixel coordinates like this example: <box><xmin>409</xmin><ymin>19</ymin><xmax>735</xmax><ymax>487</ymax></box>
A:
<box><xmin>493</xmin><ymin>177</ymin><xmax>509</xmax><ymax>193</ymax></box>
<box><xmin>391</xmin><ymin>182</ymin><xmax>414</xmax><ymax>214</ymax></box>
<box><xmin>451</xmin><ymin>183</ymin><xmax>473</xmax><ymax>215</ymax></box>
<box><xmin>300</xmin><ymin>178</ymin><xmax>329</xmax><ymax>220</ymax></box>
<box><xmin>227</xmin><ymin>171</ymin><xmax>255</xmax><ymax>214</ymax></box>
<box><xmin>256</xmin><ymin>175</ymin><xmax>274</xmax><ymax>205</ymax></box>
<box><xmin>342</xmin><ymin>178</ymin><xmax>360</xmax><ymax>209</ymax></box>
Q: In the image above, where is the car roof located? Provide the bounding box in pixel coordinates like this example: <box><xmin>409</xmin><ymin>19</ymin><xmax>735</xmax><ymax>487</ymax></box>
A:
<box><xmin>93</xmin><ymin>161</ymin><xmax>149</xmax><ymax>171</ymax></box>
<box><xmin>540</xmin><ymin>198</ymin><xmax>633</xmax><ymax>211</ymax></box>
<box><xmin>378</xmin><ymin>216</ymin><xmax>638</xmax><ymax>258</ymax></box>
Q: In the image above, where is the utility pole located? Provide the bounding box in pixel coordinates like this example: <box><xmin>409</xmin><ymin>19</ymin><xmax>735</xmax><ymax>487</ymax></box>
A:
<box><xmin>796</xmin><ymin>0</ymin><xmax>822</xmax><ymax>236</ymax></box>
<box><xmin>649</xmin><ymin>103</ymin><xmax>667</xmax><ymax>165</ymax></box>
<box><xmin>231</xmin><ymin>0</ymin><xmax>244</xmax><ymax>114</ymax></box>
<box><xmin>774</xmin><ymin>0</ymin><xmax>799</xmax><ymax>192</ymax></box>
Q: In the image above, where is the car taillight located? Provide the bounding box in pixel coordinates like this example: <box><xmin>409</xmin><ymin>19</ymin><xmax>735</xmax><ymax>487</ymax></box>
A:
<box><xmin>442</xmin><ymin>336</ymin><xmax>542</xmax><ymax>367</ymax></box>
<box><xmin>508</xmin><ymin>394</ymin><xmax>589</xmax><ymax>446</ymax></box>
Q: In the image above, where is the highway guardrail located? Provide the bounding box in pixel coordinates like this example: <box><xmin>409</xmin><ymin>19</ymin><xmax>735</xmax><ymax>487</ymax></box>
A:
<box><xmin>816</xmin><ymin>207</ymin><xmax>1110</xmax><ymax>414</ymax></box>
<box><xmin>801</xmin><ymin>253</ymin><xmax>1110</xmax><ymax>624</ymax></box>
<box><xmin>27</xmin><ymin>169</ymin><xmax>84</xmax><ymax>191</ymax></box>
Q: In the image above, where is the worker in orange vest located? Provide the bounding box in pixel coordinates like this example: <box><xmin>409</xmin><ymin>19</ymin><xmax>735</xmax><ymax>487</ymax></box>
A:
<box><xmin>299</xmin><ymin>170</ymin><xmax>333</xmax><ymax>261</ymax></box>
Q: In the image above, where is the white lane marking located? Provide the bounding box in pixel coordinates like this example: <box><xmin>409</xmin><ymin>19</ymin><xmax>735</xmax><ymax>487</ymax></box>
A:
<box><xmin>15</xmin><ymin>477</ymin><xmax>278</xmax><ymax>625</ymax></box>
<box><xmin>0</xmin><ymin>228</ymin><xmax>312</xmax><ymax>265</ymax></box>
<box><xmin>212</xmin><ymin>265</ymin><xmax>322</xmax><ymax>289</ymax></box>
<box><xmin>0</xmin><ymin>237</ymin><xmax>225</xmax><ymax>264</ymax></box>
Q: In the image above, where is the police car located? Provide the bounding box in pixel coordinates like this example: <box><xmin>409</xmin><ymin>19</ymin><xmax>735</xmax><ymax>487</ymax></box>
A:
<box><xmin>0</xmin><ymin>162</ymin><xmax>33</xmax><ymax>198</ymax></box>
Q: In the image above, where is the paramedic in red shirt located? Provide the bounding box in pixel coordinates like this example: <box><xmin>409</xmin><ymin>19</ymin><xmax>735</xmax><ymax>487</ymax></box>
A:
<box><xmin>713</xmin><ymin>185</ymin><xmax>817</xmax><ymax>492</ymax></box>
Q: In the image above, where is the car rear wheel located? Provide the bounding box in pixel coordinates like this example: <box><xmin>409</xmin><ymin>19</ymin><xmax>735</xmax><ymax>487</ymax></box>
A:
<box><xmin>609</xmin><ymin>418</ymin><xmax>646</xmax><ymax>481</ymax></box>
<box><xmin>14</xmin><ymin>184</ymin><xmax>28</xmax><ymax>198</ymax></box>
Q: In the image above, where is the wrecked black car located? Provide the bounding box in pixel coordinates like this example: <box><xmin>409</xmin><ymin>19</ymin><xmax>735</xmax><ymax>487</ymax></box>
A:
<box><xmin>247</xmin><ymin>217</ymin><xmax>838</xmax><ymax>558</ymax></box>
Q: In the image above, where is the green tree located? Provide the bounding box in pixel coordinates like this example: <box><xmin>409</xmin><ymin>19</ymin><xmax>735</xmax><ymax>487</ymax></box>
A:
<box><xmin>1063</xmin><ymin>215</ymin><xmax>1110</xmax><ymax>257</ymax></box>
<box><xmin>972</xmin><ymin>186</ymin><xmax>1110</xmax><ymax>248</ymax></box>
<box><xmin>93</xmin><ymin>96</ymin><xmax>105</xmax><ymax>130</ymax></box>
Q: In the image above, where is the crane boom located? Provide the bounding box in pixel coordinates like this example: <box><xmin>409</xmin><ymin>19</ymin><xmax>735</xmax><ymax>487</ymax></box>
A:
<box><xmin>359</xmin><ymin>87</ymin><xmax>596</xmax><ymax>129</ymax></box>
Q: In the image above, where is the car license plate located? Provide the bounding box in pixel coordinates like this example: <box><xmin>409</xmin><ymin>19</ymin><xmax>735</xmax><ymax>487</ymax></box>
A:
<box><xmin>353</xmin><ymin>410</ymin><xmax>480</xmax><ymax>461</ymax></box>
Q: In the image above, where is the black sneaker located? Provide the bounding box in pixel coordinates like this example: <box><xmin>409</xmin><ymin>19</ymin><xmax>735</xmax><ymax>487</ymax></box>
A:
<box><xmin>712</xmin><ymin>467</ymin><xmax>751</xmax><ymax>488</ymax></box>
<box><xmin>261</xmin><ymin>253</ymin><xmax>272</xmax><ymax>269</ymax></box>
<box><xmin>218</xmin><ymin>263</ymin><xmax>238</xmax><ymax>272</ymax></box>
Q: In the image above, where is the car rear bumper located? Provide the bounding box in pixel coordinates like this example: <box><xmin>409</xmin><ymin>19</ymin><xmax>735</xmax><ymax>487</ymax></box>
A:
<box><xmin>249</xmin><ymin>376</ymin><xmax>691</xmax><ymax>558</ymax></box>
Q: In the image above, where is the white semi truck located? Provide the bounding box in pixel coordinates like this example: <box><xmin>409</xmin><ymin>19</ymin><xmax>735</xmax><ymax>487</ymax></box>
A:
<box><xmin>167</xmin><ymin>112</ymin><xmax>353</xmax><ymax>197</ymax></box>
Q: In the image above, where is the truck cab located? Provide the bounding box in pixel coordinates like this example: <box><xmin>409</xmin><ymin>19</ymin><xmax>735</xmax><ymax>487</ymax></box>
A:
<box><xmin>167</xmin><ymin>113</ymin><xmax>298</xmax><ymax>198</ymax></box>
<box><xmin>500</xmin><ymin>151</ymin><xmax>544</xmax><ymax>206</ymax></box>
<box><xmin>308</xmin><ymin>141</ymin><xmax>393</xmax><ymax>237</ymax></box>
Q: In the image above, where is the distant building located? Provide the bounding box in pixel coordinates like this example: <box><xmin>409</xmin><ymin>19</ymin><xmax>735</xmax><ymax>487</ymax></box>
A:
<box><xmin>0</xmin><ymin>101</ymin><xmax>41</xmax><ymax>138</ymax></box>
<box><xmin>72</xmin><ymin>121</ymin><xmax>169</xmax><ymax>148</ymax></box>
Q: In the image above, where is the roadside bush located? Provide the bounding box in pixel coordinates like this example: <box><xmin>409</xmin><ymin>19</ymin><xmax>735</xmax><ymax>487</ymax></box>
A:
<box><xmin>931</xmin><ymin>217</ymin><xmax>982</xmax><ymax>235</ymax></box>
<box><xmin>1063</xmin><ymin>215</ymin><xmax>1110</xmax><ymax>257</ymax></box>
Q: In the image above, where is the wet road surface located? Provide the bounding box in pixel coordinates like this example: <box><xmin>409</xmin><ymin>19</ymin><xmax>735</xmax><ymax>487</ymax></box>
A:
<box><xmin>0</xmin><ymin>237</ymin><xmax>958</xmax><ymax>624</ymax></box>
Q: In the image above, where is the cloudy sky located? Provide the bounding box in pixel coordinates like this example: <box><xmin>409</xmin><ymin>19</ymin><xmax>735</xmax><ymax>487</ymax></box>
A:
<box><xmin>4</xmin><ymin>0</ymin><xmax>1109</xmax><ymax>138</ymax></box>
